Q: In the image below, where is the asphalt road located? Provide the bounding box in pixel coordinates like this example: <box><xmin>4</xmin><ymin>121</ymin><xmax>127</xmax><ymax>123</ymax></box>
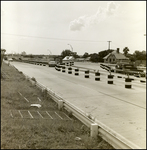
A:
<box><xmin>10</xmin><ymin>61</ymin><xmax>146</xmax><ymax>149</ymax></box>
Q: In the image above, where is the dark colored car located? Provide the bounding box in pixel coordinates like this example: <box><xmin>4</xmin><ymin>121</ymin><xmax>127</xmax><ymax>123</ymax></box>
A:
<box><xmin>48</xmin><ymin>61</ymin><xmax>56</xmax><ymax>67</ymax></box>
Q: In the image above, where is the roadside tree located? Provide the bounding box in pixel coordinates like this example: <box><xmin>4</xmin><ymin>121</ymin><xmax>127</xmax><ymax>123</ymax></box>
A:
<box><xmin>123</xmin><ymin>47</ymin><xmax>129</xmax><ymax>56</ymax></box>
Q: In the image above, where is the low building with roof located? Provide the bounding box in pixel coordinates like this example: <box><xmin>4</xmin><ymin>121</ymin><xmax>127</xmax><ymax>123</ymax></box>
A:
<box><xmin>103</xmin><ymin>48</ymin><xmax>129</xmax><ymax>64</ymax></box>
<box><xmin>62</xmin><ymin>56</ymin><xmax>75</xmax><ymax>65</ymax></box>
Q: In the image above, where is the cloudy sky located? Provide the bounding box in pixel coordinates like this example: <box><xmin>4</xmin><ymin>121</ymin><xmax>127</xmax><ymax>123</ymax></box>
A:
<box><xmin>1</xmin><ymin>1</ymin><xmax>146</xmax><ymax>55</ymax></box>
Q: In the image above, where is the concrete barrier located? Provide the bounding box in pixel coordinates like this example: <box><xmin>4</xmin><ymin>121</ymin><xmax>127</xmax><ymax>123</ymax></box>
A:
<box><xmin>95</xmin><ymin>72</ymin><xmax>100</xmax><ymax>81</ymax></box>
<box><xmin>108</xmin><ymin>75</ymin><xmax>113</xmax><ymax>84</ymax></box>
<box><xmin>75</xmin><ymin>68</ymin><xmax>79</xmax><ymax>76</ymax></box>
<box><xmin>140</xmin><ymin>80</ymin><xmax>146</xmax><ymax>83</ymax></box>
<box><xmin>58</xmin><ymin>65</ymin><xmax>61</xmax><ymax>71</ymax></box>
<box><xmin>125</xmin><ymin>78</ymin><xmax>132</xmax><ymax>88</ymax></box>
<box><xmin>85</xmin><ymin>70</ymin><xmax>89</xmax><ymax>78</ymax></box>
<box><xmin>68</xmin><ymin>67</ymin><xmax>72</xmax><ymax>74</ymax></box>
<box><xmin>62</xmin><ymin>66</ymin><xmax>66</xmax><ymax>72</ymax></box>
<box><xmin>117</xmin><ymin>76</ymin><xmax>122</xmax><ymax>78</ymax></box>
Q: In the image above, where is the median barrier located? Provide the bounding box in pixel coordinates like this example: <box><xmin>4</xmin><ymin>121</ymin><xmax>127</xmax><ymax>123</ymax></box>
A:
<box><xmin>117</xmin><ymin>76</ymin><xmax>122</xmax><ymax>78</ymax></box>
<box><xmin>75</xmin><ymin>68</ymin><xmax>79</xmax><ymax>76</ymax></box>
<box><xmin>140</xmin><ymin>80</ymin><xmax>146</xmax><ymax>83</ymax></box>
<box><xmin>68</xmin><ymin>67</ymin><xmax>72</xmax><ymax>74</ymax></box>
<box><xmin>85</xmin><ymin>70</ymin><xmax>89</xmax><ymax>78</ymax></box>
<box><xmin>108</xmin><ymin>75</ymin><xmax>114</xmax><ymax>84</ymax></box>
<box><xmin>69</xmin><ymin>62</ymin><xmax>74</xmax><ymax>66</ymax></box>
<box><xmin>95</xmin><ymin>72</ymin><xmax>100</xmax><ymax>81</ymax></box>
<box><xmin>62</xmin><ymin>66</ymin><xmax>66</xmax><ymax>72</ymax></box>
<box><xmin>125</xmin><ymin>78</ymin><xmax>132</xmax><ymax>88</ymax></box>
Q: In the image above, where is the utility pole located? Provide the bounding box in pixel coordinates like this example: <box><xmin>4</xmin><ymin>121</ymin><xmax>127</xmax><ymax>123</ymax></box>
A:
<box><xmin>107</xmin><ymin>41</ymin><xmax>112</xmax><ymax>50</ymax></box>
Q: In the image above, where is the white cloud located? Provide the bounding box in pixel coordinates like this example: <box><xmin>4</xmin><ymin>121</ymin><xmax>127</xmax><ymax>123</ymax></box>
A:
<box><xmin>106</xmin><ymin>1</ymin><xmax>119</xmax><ymax>16</ymax></box>
<box><xmin>69</xmin><ymin>1</ymin><xmax>119</xmax><ymax>31</ymax></box>
<box><xmin>69</xmin><ymin>16</ymin><xmax>87</xmax><ymax>31</ymax></box>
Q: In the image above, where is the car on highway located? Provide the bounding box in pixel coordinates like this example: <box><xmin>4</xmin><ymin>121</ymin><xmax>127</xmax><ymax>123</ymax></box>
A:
<box><xmin>48</xmin><ymin>61</ymin><xmax>56</xmax><ymax>67</ymax></box>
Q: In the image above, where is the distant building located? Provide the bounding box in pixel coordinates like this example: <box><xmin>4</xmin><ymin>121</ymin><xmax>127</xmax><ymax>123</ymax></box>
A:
<box><xmin>103</xmin><ymin>48</ymin><xmax>129</xmax><ymax>64</ymax></box>
<box><xmin>75</xmin><ymin>56</ymin><xmax>91</xmax><ymax>62</ymax></box>
<box><xmin>62</xmin><ymin>56</ymin><xmax>75</xmax><ymax>65</ymax></box>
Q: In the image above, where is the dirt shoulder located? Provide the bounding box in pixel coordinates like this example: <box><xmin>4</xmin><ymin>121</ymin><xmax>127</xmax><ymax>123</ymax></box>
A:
<box><xmin>1</xmin><ymin>62</ymin><xmax>114</xmax><ymax>149</ymax></box>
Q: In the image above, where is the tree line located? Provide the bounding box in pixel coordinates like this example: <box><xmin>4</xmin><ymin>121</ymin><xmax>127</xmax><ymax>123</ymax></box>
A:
<box><xmin>61</xmin><ymin>47</ymin><xmax>146</xmax><ymax>63</ymax></box>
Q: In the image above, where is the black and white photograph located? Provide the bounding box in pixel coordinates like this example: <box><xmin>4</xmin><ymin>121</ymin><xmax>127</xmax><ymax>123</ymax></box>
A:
<box><xmin>1</xmin><ymin>1</ymin><xmax>146</xmax><ymax>149</ymax></box>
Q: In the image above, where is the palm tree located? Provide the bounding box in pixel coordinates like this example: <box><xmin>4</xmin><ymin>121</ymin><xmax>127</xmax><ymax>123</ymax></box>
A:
<box><xmin>123</xmin><ymin>47</ymin><xmax>129</xmax><ymax>56</ymax></box>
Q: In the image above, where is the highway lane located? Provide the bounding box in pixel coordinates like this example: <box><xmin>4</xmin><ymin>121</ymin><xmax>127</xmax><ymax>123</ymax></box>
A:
<box><xmin>10</xmin><ymin>61</ymin><xmax>146</xmax><ymax>149</ymax></box>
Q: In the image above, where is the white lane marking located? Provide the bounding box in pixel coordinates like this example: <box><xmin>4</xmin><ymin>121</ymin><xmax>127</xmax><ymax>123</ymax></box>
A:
<box><xmin>18</xmin><ymin>92</ymin><xmax>22</xmax><ymax>96</ymax></box>
<box><xmin>37</xmin><ymin>111</ymin><xmax>44</xmax><ymax>118</ymax></box>
<box><xmin>10</xmin><ymin>110</ymin><xmax>13</xmax><ymax>118</ymax></box>
<box><xmin>63</xmin><ymin>112</ymin><xmax>72</xmax><ymax>120</ymax></box>
<box><xmin>24</xmin><ymin>97</ymin><xmax>29</xmax><ymax>102</ymax></box>
<box><xmin>28</xmin><ymin>111</ymin><xmax>33</xmax><ymax>118</ymax></box>
<box><xmin>46</xmin><ymin>111</ymin><xmax>53</xmax><ymax>119</ymax></box>
<box><xmin>37</xmin><ymin>97</ymin><xmax>41</xmax><ymax>101</ymax></box>
<box><xmin>18</xmin><ymin>110</ymin><xmax>23</xmax><ymax>118</ymax></box>
<box><xmin>55</xmin><ymin>111</ymin><xmax>63</xmax><ymax>119</ymax></box>
<box><xmin>18</xmin><ymin>92</ymin><xmax>29</xmax><ymax>102</ymax></box>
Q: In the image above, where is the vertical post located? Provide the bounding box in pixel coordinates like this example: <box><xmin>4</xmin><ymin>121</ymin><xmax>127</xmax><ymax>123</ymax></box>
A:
<box><xmin>58</xmin><ymin>100</ymin><xmax>63</xmax><ymax>110</ymax></box>
<box><xmin>62</xmin><ymin>66</ymin><xmax>66</xmax><ymax>72</ymax></box>
<box><xmin>85</xmin><ymin>70</ymin><xmax>89</xmax><ymax>78</ymax></box>
<box><xmin>90</xmin><ymin>123</ymin><xmax>98</xmax><ymax>139</ymax></box>
<box><xmin>125</xmin><ymin>78</ymin><xmax>132</xmax><ymax>88</ymax></box>
<box><xmin>75</xmin><ymin>68</ymin><xmax>79</xmax><ymax>76</ymax></box>
<box><xmin>95</xmin><ymin>71</ymin><xmax>100</xmax><ymax>81</ymax></box>
<box><xmin>68</xmin><ymin>67</ymin><xmax>72</xmax><ymax>74</ymax></box>
<box><xmin>107</xmin><ymin>41</ymin><xmax>112</xmax><ymax>50</ymax></box>
<box><xmin>108</xmin><ymin>75</ymin><xmax>113</xmax><ymax>84</ymax></box>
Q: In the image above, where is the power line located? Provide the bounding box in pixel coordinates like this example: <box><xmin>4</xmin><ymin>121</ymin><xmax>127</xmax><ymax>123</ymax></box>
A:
<box><xmin>2</xmin><ymin>33</ymin><xmax>107</xmax><ymax>43</ymax></box>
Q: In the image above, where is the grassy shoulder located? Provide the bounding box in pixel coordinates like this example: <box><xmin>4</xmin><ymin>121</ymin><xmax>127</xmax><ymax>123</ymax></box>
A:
<box><xmin>1</xmin><ymin>62</ymin><xmax>114</xmax><ymax>149</ymax></box>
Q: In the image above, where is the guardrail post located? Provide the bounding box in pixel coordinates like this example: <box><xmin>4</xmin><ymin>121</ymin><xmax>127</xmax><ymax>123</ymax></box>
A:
<box><xmin>85</xmin><ymin>70</ymin><xmax>89</xmax><ymax>78</ymax></box>
<box><xmin>90</xmin><ymin>123</ymin><xmax>98</xmax><ymax>139</ymax></box>
<box><xmin>58</xmin><ymin>100</ymin><xmax>63</xmax><ymax>110</ymax></box>
<box><xmin>75</xmin><ymin>68</ymin><xmax>79</xmax><ymax>76</ymax></box>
